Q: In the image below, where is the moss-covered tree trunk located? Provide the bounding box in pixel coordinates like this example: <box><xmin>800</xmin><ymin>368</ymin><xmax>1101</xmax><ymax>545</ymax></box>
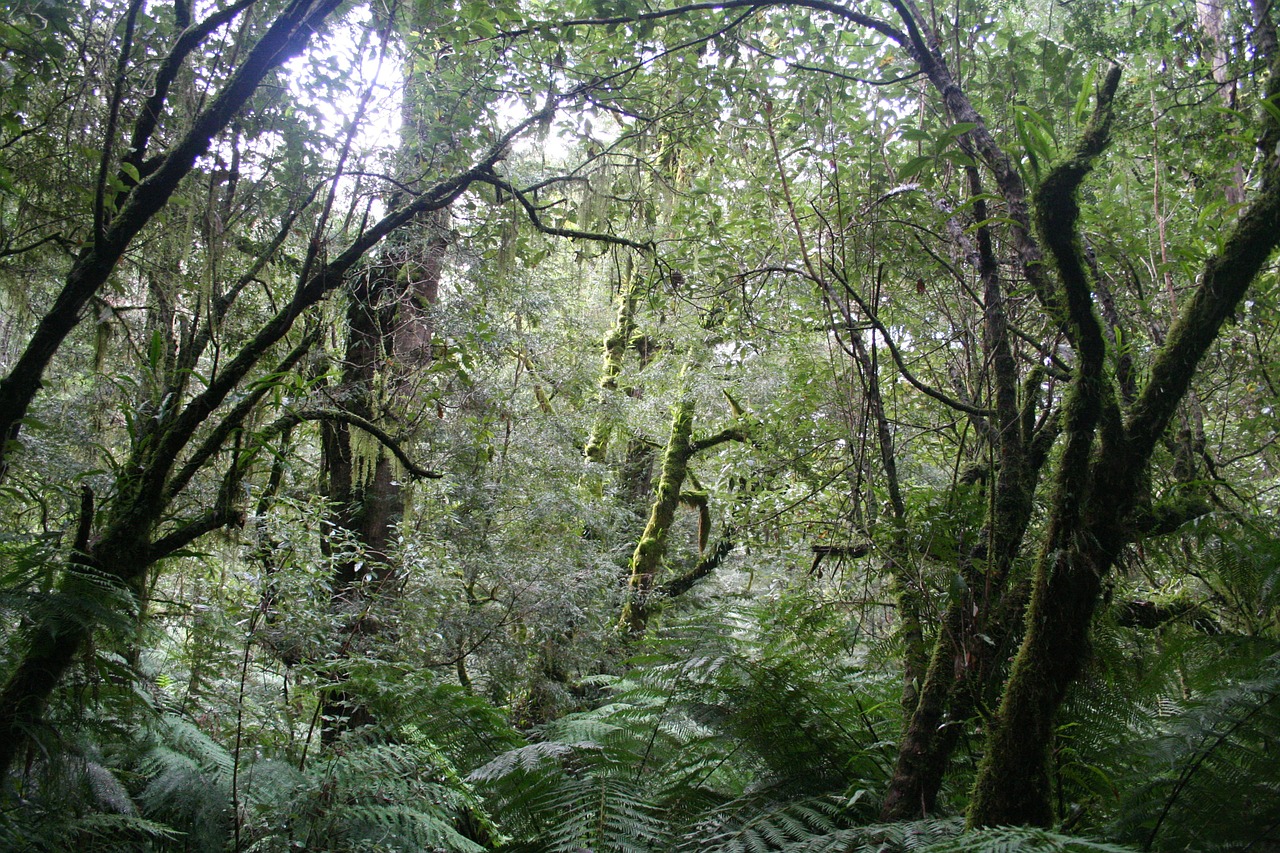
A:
<box><xmin>0</xmin><ymin>0</ymin><xmax>346</xmax><ymax>478</ymax></box>
<box><xmin>585</xmin><ymin>268</ymin><xmax>639</xmax><ymax>463</ymax></box>
<box><xmin>969</xmin><ymin>57</ymin><xmax>1280</xmax><ymax>825</ymax></box>
<box><xmin>618</xmin><ymin>394</ymin><xmax>747</xmax><ymax>636</ymax></box>
<box><xmin>619</xmin><ymin>399</ymin><xmax>696</xmax><ymax>636</ymax></box>
<box><xmin>0</xmin><ymin>331</ymin><xmax>316</xmax><ymax>778</ymax></box>
<box><xmin>881</xmin><ymin>166</ymin><xmax>1050</xmax><ymax>820</ymax></box>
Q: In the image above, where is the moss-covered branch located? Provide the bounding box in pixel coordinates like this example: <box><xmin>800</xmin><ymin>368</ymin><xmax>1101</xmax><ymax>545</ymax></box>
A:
<box><xmin>967</xmin><ymin>64</ymin><xmax>1123</xmax><ymax>830</ymax></box>
<box><xmin>619</xmin><ymin>396</ymin><xmax>749</xmax><ymax>636</ymax></box>
<box><xmin>585</xmin><ymin>274</ymin><xmax>639</xmax><ymax>462</ymax></box>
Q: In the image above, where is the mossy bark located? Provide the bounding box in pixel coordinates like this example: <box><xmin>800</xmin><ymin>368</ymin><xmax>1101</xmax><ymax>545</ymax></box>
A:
<box><xmin>0</xmin><ymin>20</ymin><xmax>508</xmax><ymax>768</ymax></box>
<box><xmin>618</xmin><ymin>396</ymin><xmax>748</xmax><ymax>636</ymax></box>
<box><xmin>0</xmin><ymin>0</ymin><xmax>347</xmax><ymax>477</ymax></box>
<box><xmin>585</xmin><ymin>272</ymin><xmax>639</xmax><ymax>462</ymax></box>
<box><xmin>619</xmin><ymin>399</ymin><xmax>695</xmax><ymax>635</ymax></box>
<box><xmin>969</xmin><ymin>60</ymin><xmax>1280</xmax><ymax>826</ymax></box>
<box><xmin>881</xmin><ymin>163</ymin><xmax>1047</xmax><ymax>822</ymax></box>
<box><xmin>316</xmin><ymin>11</ymin><xmax>452</xmax><ymax>737</ymax></box>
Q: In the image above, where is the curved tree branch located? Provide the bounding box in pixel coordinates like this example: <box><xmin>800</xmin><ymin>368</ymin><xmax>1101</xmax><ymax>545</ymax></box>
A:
<box><xmin>0</xmin><ymin>0</ymin><xmax>348</xmax><ymax>477</ymax></box>
<box><xmin>826</xmin><ymin>265</ymin><xmax>995</xmax><ymax>418</ymax></box>
<box><xmin>288</xmin><ymin>409</ymin><xmax>443</xmax><ymax>480</ymax></box>
<box><xmin>476</xmin><ymin>173</ymin><xmax>655</xmax><ymax>252</ymax></box>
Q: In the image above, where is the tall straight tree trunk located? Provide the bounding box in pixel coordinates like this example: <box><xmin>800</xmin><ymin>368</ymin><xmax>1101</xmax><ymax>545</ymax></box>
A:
<box><xmin>318</xmin><ymin>236</ymin><xmax>444</xmax><ymax>739</ymax></box>
<box><xmin>315</xmin><ymin>4</ymin><xmax>453</xmax><ymax>739</ymax></box>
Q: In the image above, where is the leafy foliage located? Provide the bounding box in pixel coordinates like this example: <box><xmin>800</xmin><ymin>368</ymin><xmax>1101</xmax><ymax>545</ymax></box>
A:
<box><xmin>1114</xmin><ymin>654</ymin><xmax>1280</xmax><ymax>851</ymax></box>
<box><xmin>2</xmin><ymin>0</ymin><xmax>1280</xmax><ymax>847</ymax></box>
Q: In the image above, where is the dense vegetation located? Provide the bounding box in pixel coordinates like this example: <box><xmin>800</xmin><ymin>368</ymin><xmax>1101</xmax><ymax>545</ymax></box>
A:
<box><xmin>1</xmin><ymin>0</ymin><xmax>1278</xmax><ymax>849</ymax></box>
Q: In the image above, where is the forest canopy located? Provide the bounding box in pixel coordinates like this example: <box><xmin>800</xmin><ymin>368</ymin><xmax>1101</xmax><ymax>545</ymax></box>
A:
<box><xmin>1</xmin><ymin>0</ymin><xmax>1279</xmax><ymax>849</ymax></box>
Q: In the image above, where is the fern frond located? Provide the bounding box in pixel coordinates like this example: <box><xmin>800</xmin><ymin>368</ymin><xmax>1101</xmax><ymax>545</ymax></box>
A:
<box><xmin>1115</xmin><ymin>653</ymin><xmax>1280</xmax><ymax>851</ymax></box>
<box><xmin>672</xmin><ymin>794</ymin><xmax>843</xmax><ymax>853</ymax></box>
<box><xmin>335</xmin><ymin>804</ymin><xmax>487</xmax><ymax>853</ymax></box>
<box><xmin>918</xmin><ymin>824</ymin><xmax>1140</xmax><ymax>852</ymax></box>
<box><xmin>250</xmin><ymin>738</ymin><xmax>499</xmax><ymax>853</ymax></box>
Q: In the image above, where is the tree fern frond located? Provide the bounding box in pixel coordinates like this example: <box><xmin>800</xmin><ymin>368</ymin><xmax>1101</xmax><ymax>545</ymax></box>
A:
<box><xmin>353</xmin><ymin>668</ymin><xmax>523</xmax><ymax>769</ymax></box>
<box><xmin>335</xmin><ymin>804</ymin><xmax>487</xmax><ymax>853</ymax></box>
<box><xmin>469</xmin><ymin>740</ymin><xmax>577</xmax><ymax>783</ymax></box>
<box><xmin>267</xmin><ymin>739</ymin><xmax>498</xmax><ymax>853</ymax></box>
<box><xmin>1115</xmin><ymin>653</ymin><xmax>1280</xmax><ymax>851</ymax></box>
<box><xmin>539</xmin><ymin>774</ymin><xmax>667</xmax><ymax>853</ymax></box>
<box><xmin>794</xmin><ymin>819</ymin><xmax>1130</xmax><ymax>853</ymax></box>
<box><xmin>672</xmin><ymin>794</ymin><xmax>843</xmax><ymax>853</ymax></box>
<box><xmin>0</xmin><ymin>811</ymin><xmax>182</xmax><ymax>852</ymax></box>
<box><xmin>798</xmin><ymin>817</ymin><xmax>964</xmax><ymax>852</ymax></box>
<box><xmin>917</xmin><ymin>824</ymin><xmax>1140</xmax><ymax>852</ymax></box>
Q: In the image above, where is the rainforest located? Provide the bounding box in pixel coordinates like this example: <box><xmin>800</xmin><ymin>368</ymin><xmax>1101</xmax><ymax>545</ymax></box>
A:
<box><xmin>1</xmin><ymin>0</ymin><xmax>1279</xmax><ymax>849</ymax></box>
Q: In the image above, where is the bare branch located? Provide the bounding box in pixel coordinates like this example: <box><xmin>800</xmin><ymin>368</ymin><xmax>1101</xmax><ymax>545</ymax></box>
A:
<box><xmin>286</xmin><ymin>409</ymin><xmax>443</xmax><ymax>480</ymax></box>
<box><xmin>477</xmin><ymin>173</ymin><xmax>655</xmax><ymax>251</ymax></box>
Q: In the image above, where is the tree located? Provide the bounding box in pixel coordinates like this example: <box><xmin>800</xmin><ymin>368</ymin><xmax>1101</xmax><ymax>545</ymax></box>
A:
<box><xmin>4</xmin><ymin>0</ymin><xmax>1280</xmax><ymax>844</ymax></box>
<box><xmin>0</xmin><ymin>0</ymin><xmax>614</xmax><ymax>779</ymax></box>
<box><xmin>517</xmin><ymin>0</ymin><xmax>1280</xmax><ymax>825</ymax></box>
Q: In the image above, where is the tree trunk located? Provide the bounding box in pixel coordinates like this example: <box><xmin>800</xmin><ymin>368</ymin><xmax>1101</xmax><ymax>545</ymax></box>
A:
<box><xmin>619</xmin><ymin>394</ymin><xmax>748</xmax><ymax>636</ymax></box>
<box><xmin>969</xmin><ymin>59</ymin><xmax>1280</xmax><ymax>826</ymax></box>
<box><xmin>619</xmin><ymin>399</ymin><xmax>697</xmax><ymax>636</ymax></box>
<box><xmin>314</xmin><ymin>5</ymin><xmax>454</xmax><ymax>738</ymax></box>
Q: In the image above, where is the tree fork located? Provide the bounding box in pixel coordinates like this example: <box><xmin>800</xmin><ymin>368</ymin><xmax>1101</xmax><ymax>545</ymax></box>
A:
<box><xmin>619</xmin><ymin>396</ymin><xmax>748</xmax><ymax>636</ymax></box>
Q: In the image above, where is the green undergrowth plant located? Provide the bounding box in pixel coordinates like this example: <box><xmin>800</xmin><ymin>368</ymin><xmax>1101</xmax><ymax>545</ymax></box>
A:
<box><xmin>469</xmin><ymin>597</ymin><xmax>903</xmax><ymax>851</ymax></box>
<box><xmin>1048</xmin><ymin>515</ymin><xmax>1280</xmax><ymax>847</ymax></box>
<box><xmin>0</xmin><ymin>654</ymin><xmax>524</xmax><ymax>852</ymax></box>
<box><xmin>239</xmin><ymin>665</ymin><xmax>522</xmax><ymax>852</ymax></box>
<box><xmin>1112</xmin><ymin>652</ymin><xmax>1280</xmax><ymax>851</ymax></box>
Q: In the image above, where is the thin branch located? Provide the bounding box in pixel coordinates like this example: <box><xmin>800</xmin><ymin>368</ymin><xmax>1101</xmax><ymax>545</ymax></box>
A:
<box><xmin>0</xmin><ymin>233</ymin><xmax>65</xmax><ymax>261</ymax></box>
<box><xmin>477</xmin><ymin>173</ymin><xmax>655</xmax><ymax>251</ymax></box>
<box><xmin>123</xmin><ymin>0</ymin><xmax>258</xmax><ymax>178</ymax></box>
<box><xmin>827</xmin><ymin>266</ymin><xmax>995</xmax><ymax>417</ymax></box>
<box><xmin>655</xmin><ymin>536</ymin><xmax>734</xmax><ymax>599</ymax></box>
<box><xmin>94</xmin><ymin>0</ymin><xmax>145</xmax><ymax>244</ymax></box>
<box><xmin>165</xmin><ymin>326</ymin><xmax>320</xmax><ymax>503</ymax></box>
<box><xmin>287</xmin><ymin>409</ymin><xmax>443</xmax><ymax>479</ymax></box>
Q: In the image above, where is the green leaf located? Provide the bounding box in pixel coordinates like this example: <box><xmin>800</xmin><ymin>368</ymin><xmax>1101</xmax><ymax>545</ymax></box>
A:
<box><xmin>940</xmin><ymin>121</ymin><xmax>978</xmax><ymax>139</ymax></box>
<box><xmin>147</xmin><ymin>328</ymin><xmax>165</xmax><ymax>372</ymax></box>
<box><xmin>898</xmin><ymin>155</ymin><xmax>933</xmax><ymax>180</ymax></box>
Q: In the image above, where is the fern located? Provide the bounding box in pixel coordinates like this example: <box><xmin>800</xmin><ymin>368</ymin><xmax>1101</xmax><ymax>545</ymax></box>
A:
<box><xmin>740</xmin><ymin>819</ymin><xmax>1140</xmax><ymax>853</ymax></box>
<box><xmin>1114</xmin><ymin>653</ymin><xmax>1280</xmax><ymax>851</ymax></box>
<box><xmin>473</xmin><ymin>599</ymin><xmax>900</xmax><ymax>851</ymax></box>
<box><xmin>916</xmin><ymin>824</ymin><xmax>1140</xmax><ymax>852</ymax></box>
<box><xmin>340</xmin><ymin>664</ymin><xmax>524</xmax><ymax>770</ymax></box>
<box><xmin>0</xmin><ymin>748</ymin><xmax>179</xmax><ymax>853</ymax></box>
<box><xmin>131</xmin><ymin>713</ymin><xmax>236</xmax><ymax>851</ymax></box>
<box><xmin>670</xmin><ymin>793</ymin><xmax>844</xmax><ymax>853</ymax></box>
<box><xmin>0</xmin><ymin>810</ymin><xmax>181</xmax><ymax>852</ymax></box>
<box><xmin>246</xmin><ymin>739</ymin><xmax>494</xmax><ymax>853</ymax></box>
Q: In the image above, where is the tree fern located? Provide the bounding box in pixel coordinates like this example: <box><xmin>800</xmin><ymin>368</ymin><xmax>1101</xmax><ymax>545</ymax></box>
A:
<box><xmin>247</xmin><ymin>739</ymin><xmax>495</xmax><ymax>853</ymax></box>
<box><xmin>913</xmin><ymin>823</ymin><xmax>1140</xmax><ymax>853</ymax></box>
<box><xmin>1114</xmin><ymin>653</ymin><xmax>1280</xmax><ymax>851</ymax></box>
<box><xmin>0</xmin><ymin>747</ymin><xmax>179</xmax><ymax>853</ymax></box>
